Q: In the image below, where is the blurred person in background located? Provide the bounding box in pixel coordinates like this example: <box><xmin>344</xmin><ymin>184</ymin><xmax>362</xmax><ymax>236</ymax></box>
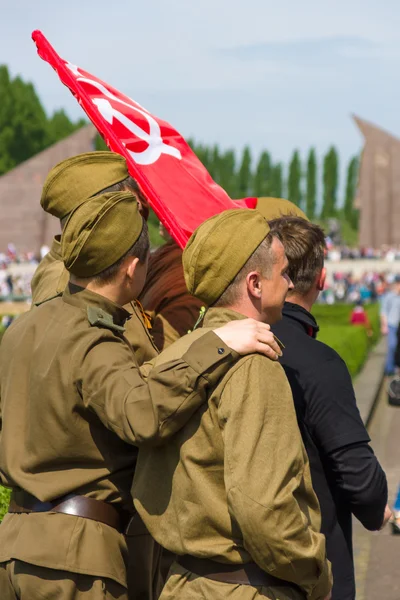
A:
<box><xmin>380</xmin><ymin>274</ymin><xmax>400</xmax><ymax>375</ymax></box>
<box><xmin>350</xmin><ymin>300</ymin><xmax>373</xmax><ymax>337</ymax></box>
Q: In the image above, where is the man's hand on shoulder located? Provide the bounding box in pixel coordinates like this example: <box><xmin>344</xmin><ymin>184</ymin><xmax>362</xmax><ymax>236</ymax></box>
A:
<box><xmin>213</xmin><ymin>319</ymin><xmax>282</xmax><ymax>361</ymax></box>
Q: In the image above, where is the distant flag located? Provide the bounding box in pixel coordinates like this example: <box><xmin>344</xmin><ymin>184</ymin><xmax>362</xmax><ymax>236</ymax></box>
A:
<box><xmin>32</xmin><ymin>31</ymin><xmax>256</xmax><ymax>247</ymax></box>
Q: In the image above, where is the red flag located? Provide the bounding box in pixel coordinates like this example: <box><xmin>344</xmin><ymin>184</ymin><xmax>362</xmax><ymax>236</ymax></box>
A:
<box><xmin>32</xmin><ymin>31</ymin><xmax>256</xmax><ymax>247</ymax></box>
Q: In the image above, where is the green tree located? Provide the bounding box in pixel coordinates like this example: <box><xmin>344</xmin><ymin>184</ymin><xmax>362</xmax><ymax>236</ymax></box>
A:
<box><xmin>218</xmin><ymin>149</ymin><xmax>237</xmax><ymax>197</ymax></box>
<box><xmin>270</xmin><ymin>163</ymin><xmax>283</xmax><ymax>198</ymax></box>
<box><xmin>322</xmin><ymin>146</ymin><xmax>339</xmax><ymax>219</ymax></box>
<box><xmin>237</xmin><ymin>146</ymin><xmax>252</xmax><ymax>197</ymax></box>
<box><xmin>47</xmin><ymin>109</ymin><xmax>85</xmax><ymax>145</ymax></box>
<box><xmin>207</xmin><ymin>144</ymin><xmax>220</xmax><ymax>181</ymax></box>
<box><xmin>253</xmin><ymin>151</ymin><xmax>272</xmax><ymax>197</ymax></box>
<box><xmin>287</xmin><ymin>150</ymin><xmax>302</xmax><ymax>207</ymax></box>
<box><xmin>0</xmin><ymin>66</ymin><xmax>15</xmax><ymax>174</ymax></box>
<box><xmin>7</xmin><ymin>77</ymin><xmax>49</xmax><ymax>166</ymax></box>
<box><xmin>344</xmin><ymin>156</ymin><xmax>359</xmax><ymax>229</ymax></box>
<box><xmin>306</xmin><ymin>148</ymin><xmax>317</xmax><ymax>219</ymax></box>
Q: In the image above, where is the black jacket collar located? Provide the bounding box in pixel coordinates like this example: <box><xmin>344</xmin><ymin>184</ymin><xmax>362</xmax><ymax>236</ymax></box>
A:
<box><xmin>282</xmin><ymin>302</ymin><xmax>319</xmax><ymax>338</ymax></box>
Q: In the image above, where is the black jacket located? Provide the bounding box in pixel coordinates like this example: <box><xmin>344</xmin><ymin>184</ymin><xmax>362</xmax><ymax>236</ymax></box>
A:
<box><xmin>272</xmin><ymin>302</ymin><xmax>388</xmax><ymax>600</ymax></box>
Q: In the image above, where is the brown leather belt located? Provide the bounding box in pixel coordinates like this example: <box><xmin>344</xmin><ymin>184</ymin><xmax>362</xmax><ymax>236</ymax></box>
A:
<box><xmin>9</xmin><ymin>490</ymin><xmax>131</xmax><ymax>533</ymax></box>
<box><xmin>177</xmin><ymin>555</ymin><xmax>304</xmax><ymax>593</ymax></box>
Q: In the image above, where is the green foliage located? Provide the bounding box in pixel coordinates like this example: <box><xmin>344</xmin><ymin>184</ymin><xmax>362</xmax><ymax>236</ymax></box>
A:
<box><xmin>237</xmin><ymin>146</ymin><xmax>252</xmax><ymax>197</ymax></box>
<box><xmin>0</xmin><ymin>65</ymin><xmax>85</xmax><ymax>176</ymax></box>
<box><xmin>287</xmin><ymin>150</ymin><xmax>302</xmax><ymax>207</ymax></box>
<box><xmin>321</xmin><ymin>146</ymin><xmax>339</xmax><ymax>219</ymax></box>
<box><xmin>95</xmin><ymin>133</ymin><xmax>109</xmax><ymax>151</ymax></box>
<box><xmin>312</xmin><ymin>303</ymin><xmax>380</xmax><ymax>377</ymax></box>
<box><xmin>253</xmin><ymin>151</ymin><xmax>272</xmax><ymax>197</ymax></box>
<box><xmin>0</xmin><ymin>486</ymin><xmax>10</xmax><ymax>522</ymax></box>
<box><xmin>306</xmin><ymin>148</ymin><xmax>317</xmax><ymax>219</ymax></box>
<box><xmin>219</xmin><ymin>150</ymin><xmax>237</xmax><ymax>198</ymax></box>
<box><xmin>344</xmin><ymin>156</ymin><xmax>359</xmax><ymax>229</ymax></box>
<box><xmin>270</xmin><ymin>163</ymin><xmax>284</xmax><ymax>198</ymax></box>
<box><xmin>48</xmin><ymin>110</ymin><xmax>85</xmax><ymax>146</ymax></box>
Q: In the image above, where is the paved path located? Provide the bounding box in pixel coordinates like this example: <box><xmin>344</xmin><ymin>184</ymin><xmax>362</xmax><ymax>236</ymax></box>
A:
<box><xmin>353</xmin><ymin>379</ymin><xmax>400</xmax><ymax>599</ymax></box>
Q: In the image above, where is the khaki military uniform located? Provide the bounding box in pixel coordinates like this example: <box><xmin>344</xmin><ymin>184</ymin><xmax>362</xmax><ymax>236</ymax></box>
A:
<box><xmin>30</xmin><ymin>236</ymin><xmax>69</xmax><ymax>304</ymax></box>
<box><xmin>133</xmin><ymin>308</ymin><xmax>332</xmax><ymax>600</ymax></box>
<box><xmin>0</xmin><ymin>285</ymin><xmax>237</xmax><ymax>599</ymax></box>
<box><xmin>30</xmin><ymin>240</ymin><xmax>160</xmax><ymax>598</ymax></box>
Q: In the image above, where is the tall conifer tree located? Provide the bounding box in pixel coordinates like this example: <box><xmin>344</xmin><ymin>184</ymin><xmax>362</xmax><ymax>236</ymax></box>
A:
<box><xmin>306</xmin><ymin>148</ymin><xmax>317</xmax><ymax>219</ymax></box>
<box><xmin>253</xmin><ymin>151</ymin><xmax>272</xmax><ymax>197</ymax></box>
<box><xmin>288</xmin><ymin>150</ymin><xmax>302</xmax><ymax>207</ymax></box>
<box><xmin>344</xmin><ymin>156</ymin><xmax>359</xmax><ymax>228</ymax></box>
<box><xmin>237</xmin><ymin>146</ymin><xmax>252</xmax><ymax>197</ymax></box>
<box><xmin>322</xmin><ymin>146</ymin><xmax>339</xmax><ymax>218</ymax></box>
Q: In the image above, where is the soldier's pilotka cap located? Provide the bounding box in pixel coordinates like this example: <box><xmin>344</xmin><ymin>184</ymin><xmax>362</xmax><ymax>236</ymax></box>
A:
<box><xmin>256</xmin><ymin>197</ymin><xmax>308</xmax><ymax>221</ymax></box>
<box><xmin>41</xmin><ymin>151</ymin><xmax>129</xmax><ymax>220</ymax></box>
<box><xmin>183</xmin><ymin>208</ymin><xmax>270</xmax><ymax>306</ymax></box>
<box><xmin>62</xmin><ymin>192</ymin><xmax>143</xmax><ymax>277</ymax></box>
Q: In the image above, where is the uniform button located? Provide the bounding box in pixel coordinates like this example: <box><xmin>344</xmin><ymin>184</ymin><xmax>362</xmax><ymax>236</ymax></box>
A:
<box><xmin>218</xmin><ymin>347</ymin><xmax>225</xmax><ymax>355</ymax></box>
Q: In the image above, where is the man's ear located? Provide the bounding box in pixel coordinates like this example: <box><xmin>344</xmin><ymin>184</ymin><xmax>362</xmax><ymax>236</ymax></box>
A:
<box><xmin>316</xmin><ymin>267</ymin><xmax>326</xmax><ymax>292</ymax></box>
<box><xmin>246</xmin><ymin>271</ymin><xmax>262</xmax><ymax>299</ymax></box>
<box><xmin>125</xmin><ymin>256</ymin><xmax>140</xmax><ymax>281</ymax></box>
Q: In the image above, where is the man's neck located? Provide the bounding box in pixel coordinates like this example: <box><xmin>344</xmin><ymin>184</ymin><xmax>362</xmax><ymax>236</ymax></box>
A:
<box><xmin>285</xmin><ymin>293</ymin><xmax>314</xmax><ymax>314</ymax></box>
<box><xmin>70</xmin><ymin>277</ymin><xmax>128</xmax><ymax>307</ymax></box>
<box><xmin>224</xmin><ymin>300</ymin><xmax>262</xmax><ymax>321</ymax></box>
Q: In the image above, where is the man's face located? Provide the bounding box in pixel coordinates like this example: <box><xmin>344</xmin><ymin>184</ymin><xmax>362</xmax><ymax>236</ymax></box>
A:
<box><xmin>259</xmin><ymin>237</ymin><xmax>293</xmax><ymax>324</ymax></box>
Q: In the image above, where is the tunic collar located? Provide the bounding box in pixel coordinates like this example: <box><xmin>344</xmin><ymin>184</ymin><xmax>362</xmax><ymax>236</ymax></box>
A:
<box><xmin>62</xmin><ymin>283</ymin><xmax>131</xmax><ymax>327</ymax></box>
<box><xmin>49</xmin><ymin>235</ymin><xmax>62</xmax><ymax>260</ymax></box>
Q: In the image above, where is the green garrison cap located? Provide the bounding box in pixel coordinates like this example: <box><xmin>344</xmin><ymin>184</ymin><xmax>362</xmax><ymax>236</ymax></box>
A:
<box><xmin>62</xmin><ymin>192</ymin><xmax>143</xmax><ymax>278</ymax></box>
<box><xmin>41</xmin><ymin>151</ymin><xmax>129</xmax><ymax>220</ymax></box>
<box><xmin>183</xmin><ymin>208</ymin><xmax>270</xmax><ymax>306</ymax></box>
<box><xmin>256</xmin><ymin>197</ymin><xmax>309</xmax><ymax>221</ymax></box>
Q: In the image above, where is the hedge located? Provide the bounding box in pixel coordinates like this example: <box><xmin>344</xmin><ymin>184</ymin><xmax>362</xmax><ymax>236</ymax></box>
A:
<box><xmin>312</xmin><ymin>303</ymin><xmax>381</xmax><ymax>377</ymax></box>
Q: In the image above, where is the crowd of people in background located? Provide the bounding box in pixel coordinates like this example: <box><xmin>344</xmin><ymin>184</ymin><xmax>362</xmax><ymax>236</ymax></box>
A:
<box><xmin>319</xmin><ymin>270</ymin><xmax>396</xmax><ymax>305</ymax></box>
<box><xmin>326</xmin><ymin>242</ymin><xmax>400</xmax><ymax>261</ymax></box>
<box><xmin>1</xmin><ymin>240</ymin><xmax>400</xmax><ymax>307</ymax></box>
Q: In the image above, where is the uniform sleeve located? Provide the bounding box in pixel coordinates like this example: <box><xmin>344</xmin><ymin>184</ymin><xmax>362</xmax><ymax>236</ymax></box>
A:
<box><xmin>304</xmin><ymin>354</ymin><xmax>370</xmax><ymax>454</ymax></box>
<box><xmin>79</xmin><ymin>330</ymin><xmax>238</xmax><ymax>446</ymax></box>
<box><xmin>219</xmin><ymin>355</ymin><xmax>332</xmax><ymax>600</ymax></box>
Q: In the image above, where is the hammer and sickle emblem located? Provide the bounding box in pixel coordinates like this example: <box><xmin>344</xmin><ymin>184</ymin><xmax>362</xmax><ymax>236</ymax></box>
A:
<box><xmin>66</xmin><ymin>63</ymin><xmax>182</xmax><ymax>166</ymax></box>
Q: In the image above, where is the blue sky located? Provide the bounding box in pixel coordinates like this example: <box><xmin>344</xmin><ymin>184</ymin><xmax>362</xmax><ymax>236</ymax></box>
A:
<box><xmin>1</xmin><ymin>0</ymin><xmax>400</xmax><ymax>203</ymax></box>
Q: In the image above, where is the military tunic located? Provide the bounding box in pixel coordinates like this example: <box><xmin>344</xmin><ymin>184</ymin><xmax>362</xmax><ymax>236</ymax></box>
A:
<box><xmin>30</xmin><ymin>238</ymin><xmax>158</xmax><ymax>364</ymax></box>
<box><xmin>30</xmin><ymin>236</ymin><xmax>69</xmax><ymax>304</ymax></box>
<box><xmin>133</xmin><ymin>308</ymin><xmax>332</xmax><ymax>600</ymax></box>
<box><xmin>0</xmin><ymin>285</ymin><xmax>237</xmax><ymax>596</ymax></box>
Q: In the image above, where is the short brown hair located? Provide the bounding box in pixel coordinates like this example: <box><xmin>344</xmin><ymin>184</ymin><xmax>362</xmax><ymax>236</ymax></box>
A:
<box><xmin>93</xmin><ymin>220</ymin><xmax>149</xmax><ymax>285</ymax></box>
<box><xmin>213</xmin><ymin>228</ymin><xmax>280</xmax><ymax>307</ymax></box>
<box><xmin>267</xmin><ymin>217</ymin><xmax>326</xmax><ymax>296</ymax></box>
